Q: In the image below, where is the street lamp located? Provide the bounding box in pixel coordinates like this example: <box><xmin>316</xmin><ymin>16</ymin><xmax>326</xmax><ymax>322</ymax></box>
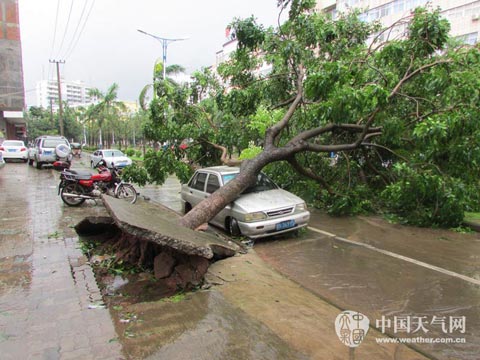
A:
<box><xmin>137</xmin><ymin>29</ymin><xmax>188</xmax><ymax>81</ymax></box>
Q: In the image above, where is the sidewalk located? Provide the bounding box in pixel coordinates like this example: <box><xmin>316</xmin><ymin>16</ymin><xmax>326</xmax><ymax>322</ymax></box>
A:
<box><xmin>0</xmin><ymin>162</ymin><xmax>122</xmax><ymax>359</ymax></box>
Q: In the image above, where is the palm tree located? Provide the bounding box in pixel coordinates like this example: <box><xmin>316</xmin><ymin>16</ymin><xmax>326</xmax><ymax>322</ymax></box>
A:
<box><xmin>139</xmin><ymin>64</ymin><xmax>186</xmax><ymax>111</ymax></box>
<box><xmin>87</xmin><ymin>83</ymin><xmax>126</xmax><ymax>148</ymax></box>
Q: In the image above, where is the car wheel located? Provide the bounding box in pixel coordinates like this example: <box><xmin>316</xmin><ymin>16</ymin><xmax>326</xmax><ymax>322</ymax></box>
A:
<box><xmin>184</xmin><ymin>203</ymin><xmax>192</xmax><ymax>215</ymax></box>
<box><xmin>229</xmin><ymin>217</ymin><xmax>241</xmax><ymax>237</ymax></box>
<box><xmin>34</xmin><ymin>158</ymin><xmax>42</xmax><ymax>169</ymax></box>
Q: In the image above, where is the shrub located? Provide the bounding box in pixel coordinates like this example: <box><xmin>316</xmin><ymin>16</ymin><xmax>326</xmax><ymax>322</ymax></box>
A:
<box><xmin>125</xmin><ymin>148</ymin><xmax>135</xmax><ymax>157</ymax></box>
<box><xmin>381</xmin><ymin>163</ymin><xmax>464</xmax><ymax>227</ymax></box>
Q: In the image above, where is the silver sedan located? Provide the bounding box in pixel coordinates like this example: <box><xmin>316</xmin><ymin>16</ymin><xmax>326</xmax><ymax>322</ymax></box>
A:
<box><xmin>181</xmin><ymin>166</ymin><xmax>310</xmax><ymax>239</ymax></box>
<box><xmin>90</xmin><ymin>149</ymin><xmax>132</xmax><ymax>168</ymax></box>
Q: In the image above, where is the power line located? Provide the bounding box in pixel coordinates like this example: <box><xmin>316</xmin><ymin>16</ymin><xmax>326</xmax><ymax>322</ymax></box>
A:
<box><xmin>0</xmin><ymin>88</ymin><xmax>36</xmax><ymax>99</ymax></box>
<box><xmin>61</xmin><ymin>0</ymin><xmax>89</xmax><ymax>59</ymax></box>
<box><xmin>64</xmin><ymin>0</ymin><xmax>96</xmax><ymax>60</ymax></box>
<box><xmin>49</xmin><ymin>0</ymin><xmax>61</xmax><ymax>59</ymax></box>
<box><xmin>57</xmin><ymin>0</ymin><xmax>75</xmax><ymax>57</ymax></box>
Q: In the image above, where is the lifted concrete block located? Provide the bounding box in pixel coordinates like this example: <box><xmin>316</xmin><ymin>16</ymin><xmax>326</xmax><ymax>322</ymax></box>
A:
<box><xmin>102</xmin><ymin>195</ymin><xmax>240</xmax><ymax>260</ymax></box>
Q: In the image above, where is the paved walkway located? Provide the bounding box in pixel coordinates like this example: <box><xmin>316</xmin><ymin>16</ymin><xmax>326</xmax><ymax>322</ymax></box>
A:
<box><xmin>0</xmin><ymin>161</ymin><xmax>122</xmax><ymax>359</ymax></box>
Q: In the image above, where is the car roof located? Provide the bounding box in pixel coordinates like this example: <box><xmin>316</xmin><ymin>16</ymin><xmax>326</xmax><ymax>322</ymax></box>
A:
<box><xmin>37</xmin><ymin>135</ymin><xmax>67</xmax><ymax>139</ymax></box>
<box><xmin>99</xmin><ymin>149</ymin><xmax>121</xmax><ymax>152</ymax></box>
<box><xmin>198</xmin><ymin>166</ymin><xmax>240</xmax><ymax>175</ymax></box>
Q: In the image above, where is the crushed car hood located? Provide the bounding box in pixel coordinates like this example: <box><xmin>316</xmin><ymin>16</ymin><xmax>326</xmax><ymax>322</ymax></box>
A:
<box><xmin>232</xmin><ymin>189</ymin><xmax>303</xmax><ymax>213</ymax></box>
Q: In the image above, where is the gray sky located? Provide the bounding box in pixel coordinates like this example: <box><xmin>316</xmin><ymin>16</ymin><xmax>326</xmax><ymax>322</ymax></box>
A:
<box><xmin>19</xmin><ymin>0</ymin><xmax>283</xmax><ymax>107</ymax></box>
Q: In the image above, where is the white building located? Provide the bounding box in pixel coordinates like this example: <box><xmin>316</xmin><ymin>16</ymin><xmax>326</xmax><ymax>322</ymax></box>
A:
<box><xmin>36</xmin><ymin>79</ymin><xmax>94</xmax><ymax>109</ymax></box>
<box><xmin>317</xmin><ymin>0</ymin><xmax>480</xmax><ymax>44</ymax></box>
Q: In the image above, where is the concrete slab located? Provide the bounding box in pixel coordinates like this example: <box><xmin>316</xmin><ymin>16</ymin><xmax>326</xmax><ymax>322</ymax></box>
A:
<box><xmin>102</xmin><ymin>195</ymin><xmax>240</xmax><ymax>259</ymax></box>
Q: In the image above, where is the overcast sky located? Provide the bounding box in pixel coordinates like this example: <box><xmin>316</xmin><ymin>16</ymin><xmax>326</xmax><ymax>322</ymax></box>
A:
<box><xmin>19</xmin><ymin>0</ymin><xmax>284</xmax><ymax>107</ymax></box>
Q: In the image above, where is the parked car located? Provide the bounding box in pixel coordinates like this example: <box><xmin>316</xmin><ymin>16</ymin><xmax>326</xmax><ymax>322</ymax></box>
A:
<box><xmin>0</xmin><ymin>140</ymin><xmax>28</xmax><ymax>162</ymax></box>
<box><xmin>90</xmin><ymin>149</ymin><xmax>132</xmax><ymax>168</ymax></box>
<box><xmin>181</xmin><ymin>166</ymin><xmax>310</xmax><ymax>239</ymax></box>
<box><xmin>28</xmin><ymin>135</ymin><xmax>72</xmax><ymax>169</ymax></box>
<box><xmin>0</xmin><ymin>151</ymin><xmax>5</xmax><ymax>169</ymax></box>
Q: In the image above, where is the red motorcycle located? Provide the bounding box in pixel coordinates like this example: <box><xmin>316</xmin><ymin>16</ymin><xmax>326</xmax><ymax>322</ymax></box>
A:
<box><xmin>58</xmin><ymin>160</ymin><xmax>137</xmax><ymax>206</ymax></box>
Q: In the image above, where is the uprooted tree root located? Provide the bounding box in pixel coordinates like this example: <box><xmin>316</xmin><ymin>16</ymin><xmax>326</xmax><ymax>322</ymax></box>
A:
<box><xmin>75</xmin><ymin>217</ymin><xmax>211</xmax><ymax>291</ymax></box>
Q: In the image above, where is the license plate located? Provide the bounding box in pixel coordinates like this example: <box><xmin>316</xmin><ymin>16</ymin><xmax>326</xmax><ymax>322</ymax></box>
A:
<box><xmin>44</xmin><ymin>151</ymin><xmax>52</xmax><ymax>155</ymax></box>
<box><xmin>8</xmin><ymin>149</ymin><xmax>16</xmax><ymax>152</ymax></box>
<box><xmin>276</xmin><ymin>220</ymin><xmax>296</xmax><ymax>231</ymax></box>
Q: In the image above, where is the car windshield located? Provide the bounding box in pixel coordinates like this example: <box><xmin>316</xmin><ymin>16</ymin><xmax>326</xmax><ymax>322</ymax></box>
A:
<box><xmin>104</xmin><ymin>150</ymin><xmax>124</xmax><ymax>157</ymax></box>
<box><xmin>222</xmin><ymin>172</ymin><xmax>277</xmax><ymax>193</ymax></box>
<box><xmin>43</xmin><ymin>139</ymin><xmax>68</xmax><ymax>148</ymax></box>
<box><xmin>3</xmin><ymin>141</ymin><xmax>24</xmax><ymax>147</ymax></box>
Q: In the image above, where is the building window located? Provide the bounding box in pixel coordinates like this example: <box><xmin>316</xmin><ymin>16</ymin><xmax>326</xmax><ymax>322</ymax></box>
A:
<box><xmin>456</xmin><ymin>32</ymin><xmax>478</xmax><ymax>45</ymax></box>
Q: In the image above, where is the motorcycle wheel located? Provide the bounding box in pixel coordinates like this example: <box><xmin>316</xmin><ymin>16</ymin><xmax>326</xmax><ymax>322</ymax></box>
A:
<box><xmin>60</xmin><ymin>183</ymin><xmax>86</xmax><ymax>207</ymax></box>
<box><xmin>115</xmin><ymin>184</ymin><xmax>137</xmax><ymax>204</ymax></box>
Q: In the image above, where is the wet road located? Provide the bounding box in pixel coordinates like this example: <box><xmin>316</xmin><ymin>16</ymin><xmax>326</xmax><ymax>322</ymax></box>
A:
<box><xmin>144</xmin><ymin>177</ymin><xmax>480</xmax><ymax>360</ymax></box>
<box><xmin>1</xmin><ymin>160</ymin><xmax>478</xmax><ymax>360</ymax></box>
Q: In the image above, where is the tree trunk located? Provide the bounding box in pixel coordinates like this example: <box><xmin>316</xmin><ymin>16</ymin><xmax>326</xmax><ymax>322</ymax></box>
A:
<box><xmin>179</xmin><ymin>148</ymin><xmax>286</xmax><ymax>230</ymax></box>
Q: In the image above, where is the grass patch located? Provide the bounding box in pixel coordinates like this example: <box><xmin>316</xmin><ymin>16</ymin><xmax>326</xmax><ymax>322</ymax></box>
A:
<box><xmin>465</xmin><ymin>212</ymin><xmax>480</xmax><ymax>222</ymax></box>
<box><xmin>162</xmin><ymin>293</ymin><xmax>186</xmax><ymax>303</ymax></box>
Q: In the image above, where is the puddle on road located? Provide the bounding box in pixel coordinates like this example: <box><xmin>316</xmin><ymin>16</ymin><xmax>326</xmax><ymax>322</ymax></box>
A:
<box><xmin>0</xmin><ymin>255</ymin><xmax>31</xmax><ymax>293</ymax></box>
<box><xmin>110</xmin><ymin>289</ymin><xmax>307</xmax><ymax>360</ymax></box>
<box><xmin>255</xmin><ymin>227</ymin><xmax>480</xmax><ymax>360</ymax></box>
<box><xmin>308</xmin><ymin>210</ymin><xmax>480</xmax><ymax>278</ymax></box>
<box><xmin>77</xmin><ymin>225</ymin><xmax>306</xmax><ymax>360</ymax></box>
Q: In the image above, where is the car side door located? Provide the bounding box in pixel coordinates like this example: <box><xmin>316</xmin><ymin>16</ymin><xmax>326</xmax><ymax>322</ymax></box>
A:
<box><xmin>204</xmin><ymin>173</ymin><xmax>228</xmax><ymax>227</ymax></box>
<box><xmin>91</xmin><ymin>151</ymin><xmax>100</xmax><ymax>166</ymax></box>
<box><xmin>185</xmin><ymin>171</ymin><xmax>208</xmax><ymax>207</ymax></box>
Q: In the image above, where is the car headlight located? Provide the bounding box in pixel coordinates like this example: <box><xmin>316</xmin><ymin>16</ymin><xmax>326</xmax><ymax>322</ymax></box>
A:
<box><xmin>243</xmin><ymin>211</ymin><xmax>267</xmax><ymax>222</ymax></box>
<box><xmin>296</xmin><ymin>202</ymin><xmax>307</xmax><ymax>212</ymax></box>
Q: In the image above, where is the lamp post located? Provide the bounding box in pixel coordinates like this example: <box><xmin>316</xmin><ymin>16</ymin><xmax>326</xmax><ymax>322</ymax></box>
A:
<box><xmin>137</xmin><ymin>29</ymin><xmax>188</xmax><ymax>81</ymax></box>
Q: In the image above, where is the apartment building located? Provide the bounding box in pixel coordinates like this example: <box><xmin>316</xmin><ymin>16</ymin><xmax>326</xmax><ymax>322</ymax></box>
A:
<box><xmin>316</xmin><ymin>0</ymin><xmax>480</xmax><ymax>44</ymax></box>
<box><xmin>36</xmin><ymin>79</ymin><xmax>94</xmax><ymax>110</ymax></box>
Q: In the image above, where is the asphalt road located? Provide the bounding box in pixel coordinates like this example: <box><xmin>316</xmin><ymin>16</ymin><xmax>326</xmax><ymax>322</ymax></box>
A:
<box><xmin>143</xmin><ymin>176</ymin><xmax>480</xmax><ymax>360</ymax></box>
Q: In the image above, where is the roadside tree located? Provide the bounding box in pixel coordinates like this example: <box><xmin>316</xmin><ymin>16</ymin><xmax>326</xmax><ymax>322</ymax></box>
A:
<box><xmin>132</xmin><ymin>1</ymin><xmax>480</xmax><ymax>229</ymax></box>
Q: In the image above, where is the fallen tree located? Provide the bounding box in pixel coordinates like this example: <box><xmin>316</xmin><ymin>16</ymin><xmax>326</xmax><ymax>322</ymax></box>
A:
<box><xmin>123</xmin><ymin>0</ymin><xmax>480</xmax><ymax>229</ymax></box>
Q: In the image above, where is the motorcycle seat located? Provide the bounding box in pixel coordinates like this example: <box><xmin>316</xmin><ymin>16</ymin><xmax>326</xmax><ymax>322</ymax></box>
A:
<box><xmin>64</xmin><ymin>169</ymin><xmax>92</xmax><ymax>180</ymax></box>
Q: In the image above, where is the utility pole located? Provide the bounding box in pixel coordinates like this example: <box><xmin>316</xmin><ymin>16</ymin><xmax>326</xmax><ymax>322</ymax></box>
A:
<box><xmin>49</xmin><ymin>98</ymin><xmax>54</xmax><ymax>124</ymax></box>
<box><xmin>50</xmin><ymin>59</ymin><xmax>65</xmax><ymax>136</ymax></box>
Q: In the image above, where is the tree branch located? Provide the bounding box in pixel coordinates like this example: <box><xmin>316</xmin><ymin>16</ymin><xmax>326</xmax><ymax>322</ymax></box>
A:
<box><xmin>287</xmin><ymin>156</ymin><xmax>335</xmax><ymax>195</ymax></box>
<box><xmin>361</xmin><ymin>142</ymin><xmax>409</xmax><ymax>162</ymax></box>
<box><xmin>389</xmin><ymin>60</ymin><xmax>451</xmax><ymax>99</ymax></box>
<box><xmin>206</xmin><ymin>141</ymin><xmax>242</xmax><ymax>166</ymax></box>
<box><xmin>265</xmin><ymin>66</ymin><xmax>304</xmax><ymax>148</ymax></box>
<box><xmin>288</xmin><ymin>123</ymin><xmax>382</xmax><ymax>145</ymax></box>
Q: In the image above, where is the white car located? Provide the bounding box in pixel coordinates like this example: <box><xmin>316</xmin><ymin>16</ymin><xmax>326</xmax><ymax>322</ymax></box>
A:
<box><xmin>0</xmin><ymin>140</ymin><xmax>28</xmax><ymax>162</ymax></box>
<box><xmin>181</xmin><ymin>166</ymin><xmax>311</xmax><ymax>239</ymax></box>
<box><xmin>90</xmin><ymin>149</ymin><xmax>132</xmax><ymax>168</ymax></box>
